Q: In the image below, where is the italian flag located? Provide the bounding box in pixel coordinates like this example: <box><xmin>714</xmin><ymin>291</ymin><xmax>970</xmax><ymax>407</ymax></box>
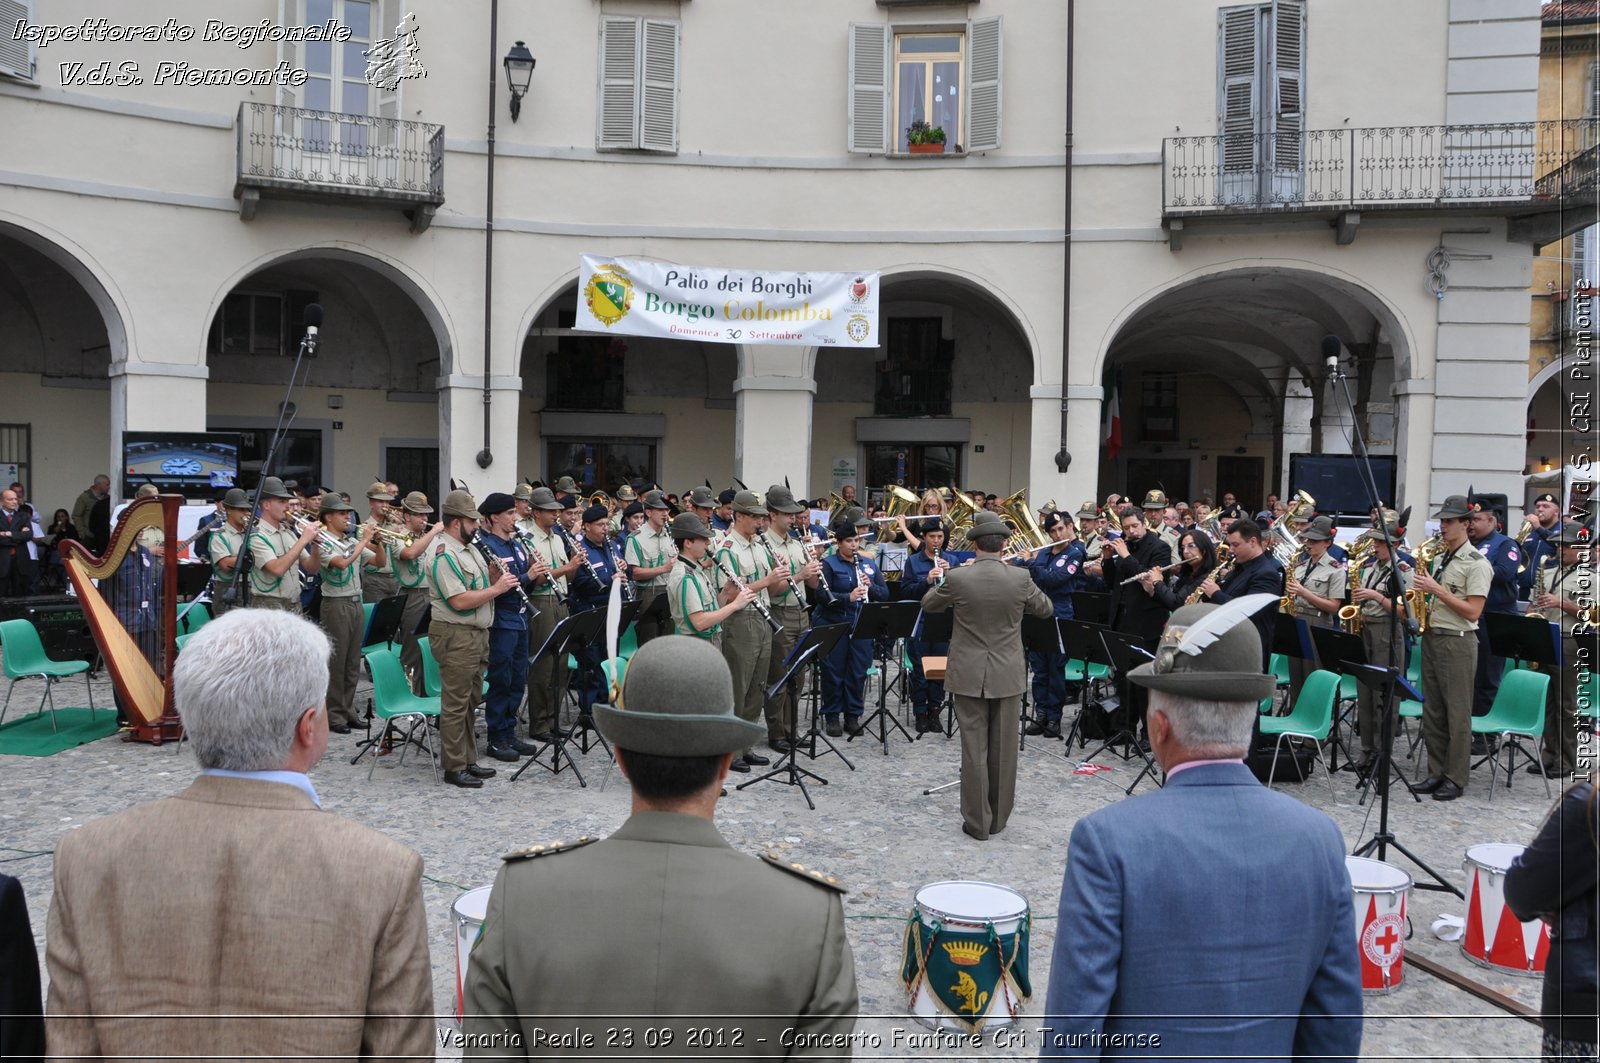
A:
<box><xmin>1103</xmin><ymin>379</ymin><xmax>1122</xmax><ymax>460</ymax></box>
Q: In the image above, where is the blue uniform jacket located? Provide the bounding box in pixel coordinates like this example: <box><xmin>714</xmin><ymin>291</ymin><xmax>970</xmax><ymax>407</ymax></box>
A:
<box><xmin>899</xmin><ymin>549</ymin><xmax>973</xmax><ymax>602</ymax></box>
<box><xmin>568</xmin><ymin>535</ymin><xmax>619</xmax><ymax>613</ymax></box>
<box><xmin>1474</xmin><ymin>530</ymin><xmax>1521</xmax><ymax>614</ymax></box>
<box><xmin>1025</xmin><ymin>541</ymin><xmax>1085</xmax><ymax>618</ymax></box>
<box><xmin>477</xmin><ymin>533</ymin><xmax>532</xmax><ymax>630</ymax></box>
<box><xmin>1519</xmin><ymin>522</ymin><xmax>1562</xmax><ymax>598</ymax></box>
<box><xmin>815</xmin><ymin>552</ymin><xmax>888</xmax><ymax>628</ymax></box>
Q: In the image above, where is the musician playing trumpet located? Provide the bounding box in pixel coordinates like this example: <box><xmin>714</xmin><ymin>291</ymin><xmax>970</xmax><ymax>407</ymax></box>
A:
<box><xmin>361</xmin><ymin>482</ymin><xmax>402</xmax><ymax>604</ymax></box>
<box><xmin>246</xmin><ymin>476</ymin><xmax>322</xmax><ymax>614</ymax></box>
<box><xmin>1283</xmin><ymin>516</ymin><xmax>1347</xmax><ymax>703</ymax></box>
<box><xmin>1347</xmin><ymin>514</ymin><xmax>1411</xmax><ymax>773</ymax></box>
<box><xmin>315</xmin><ymin>492</ymin><xmax>386</xmax><ymax>733</ymax></box>
<box><xmin>1196</xmin><ymin>519</ymin><xmax>1283</xmax><ymax>672</ymax></box>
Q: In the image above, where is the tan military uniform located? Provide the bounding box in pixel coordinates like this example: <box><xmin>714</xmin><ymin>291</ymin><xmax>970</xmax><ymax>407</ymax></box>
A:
<box><xmin>667</xmin><ymin>558</ymin><xmax>722</xmax><ymax>648</ymax></box>
<box><xmin>247</xmin><ymin>521</ymin><xmax>304</xmax><ymax>612</ymax></box>
<box><xmin>320</xmin><ymin>537</ymin><xmax>372</xmax><ymax>729</ymax></box>
<box><xmin>1355</xmin><ymin>557</ymin><xmax>1412</xmax><ymax>760</ymax></box>
<box><xmin>427</xmin><ymin>534</ymin><xmax>492</xmax><ymax>772</ymax></box>
<box><xmin>463</xmin><ymin>812</ymin><xmax>857</xmax><ymax>1056</ymax></box>
<box><xmin>206</xmin><ymin>522</ymin><xmax>247</xmax><ymax>615</ymax></box>
<box><xmin>520</xmin><ymin>523</ymin><xmax>570</xmax><ymax>737</ymax></box>
<box><xmin>715</xmin><ymin>529</ymin><xmax>773</xmax><ymax>756</ymax></box>
<box><xmin>1538</xmin><ymin>559</ymin><xmax>1591</xmax><ymax>774</ymax></box>
<box><xmin>763</xmin><ymin>529</ymin><xmax>810</xmax><ymax>744</ymax></box>
<box><xmin>1420</xmin><ymin>542</ymin><xmax>1493</xmax><ymax>788</ymax></box>
<box><xmin>626</xmin><ymin>523</ymin><xmax>677</xmax><ymax>646</ymax></box>
<box><xmin>1288</xmin><ymin>550</ymin><xmax>1347</xmax><ymax>702</ymax></box>
<box><xmin>362</xmin><ymin>520</ymin><xmax>402</xmax><ymax>603</ymax></box>
<box><xmin>391</xmin><ymin>540</ymin><xmax>430</xmax><ymax>694</ymax></box>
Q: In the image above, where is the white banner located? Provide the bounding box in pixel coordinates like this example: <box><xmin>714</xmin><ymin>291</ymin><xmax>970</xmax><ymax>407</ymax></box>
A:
<box><xmin>576</xmin><ymin>254</ymin><xmax>879</xmax><ymax>347</ymax></box>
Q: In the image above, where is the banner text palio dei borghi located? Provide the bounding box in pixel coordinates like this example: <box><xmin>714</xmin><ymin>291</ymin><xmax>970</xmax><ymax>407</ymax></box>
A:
<box><xmin>576</xmin><ymin>255</ymin><xmax>879</xmax><ymax>347</ymax></box>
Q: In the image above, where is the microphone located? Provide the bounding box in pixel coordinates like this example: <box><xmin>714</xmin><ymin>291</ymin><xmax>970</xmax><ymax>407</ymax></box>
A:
<box><xmin>302</xmin><ymin>303</ymin><xmax>324</xmax><ymax>354</ymax></box>
<box><xmin>1321</xmin><ymin>335</ymin><xmax>1342</xmax><ymax>378</ymax></box>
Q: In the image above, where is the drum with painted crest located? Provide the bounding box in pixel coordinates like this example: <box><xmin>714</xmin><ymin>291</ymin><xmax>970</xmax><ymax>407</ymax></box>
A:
<box><xmin>1345</xmin><ymin>855</ymin><xmax>1412</xmax><ymax>993</ymax></box>
<box><xmin>901</xmin><ymin>880</ymin><xmax>1030</xmax><ymax>1034</ymax></box>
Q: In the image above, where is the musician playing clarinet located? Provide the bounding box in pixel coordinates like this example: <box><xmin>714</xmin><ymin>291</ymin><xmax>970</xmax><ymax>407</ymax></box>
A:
<box><xmin>900</xmin><ymin>518</ymin><xmax>959</xmax><ymax>735</ymax></box>
<box><xmin>816</xmin><ymin>517</ymin><xmax>888</xmax><ymax>738</ymax></box>
<box><xmin>475</xmin><ymin>492</ymin><xmax>541</xmax><ymax>762</ymax></box>
<box><xmin>712</xmin><ymin>491</ymin><xmax>788</xmax><ymax>772</ymax></box>
<box><xmin>568</xmin><ymin>503</ymin><xmax>627</xmax><ymax>720</ymax></box>
<box><xmin>1016</xmin><ymin>511</ymin><xmax>1085</xmax><ymax>739</ymax></box>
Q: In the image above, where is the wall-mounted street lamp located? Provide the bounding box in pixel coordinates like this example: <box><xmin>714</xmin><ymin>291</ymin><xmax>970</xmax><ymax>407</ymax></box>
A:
<box><xmin>504</xmin><ymin>41</ymin><xmax>535</xmax><ymax>121</ymax></box>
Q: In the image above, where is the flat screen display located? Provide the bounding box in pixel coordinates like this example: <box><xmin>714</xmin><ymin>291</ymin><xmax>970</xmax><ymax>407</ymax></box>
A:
<box><xmin>122</xmin><ymin>432</ymin><xmax>241</xmax><ymax>498</ymax></box>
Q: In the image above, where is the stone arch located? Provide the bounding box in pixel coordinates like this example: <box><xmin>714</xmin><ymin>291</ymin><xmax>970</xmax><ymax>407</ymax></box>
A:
<box><xmin>0</xmin><ymin>214</ymin><xmax>131</xmax><ymax>366</ymax></box>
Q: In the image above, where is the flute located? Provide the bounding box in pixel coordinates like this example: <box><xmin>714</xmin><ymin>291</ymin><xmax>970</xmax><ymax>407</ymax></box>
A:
<box><xmin>471</xmin><ymin>532</ymin><xmax>539</xmax><ymax>616</ymax></box>
<box><xmin>710</xmin><ymin>552</ymin><xmax>783</xmax><ymax>634</ymax></box>
<box><xmin>1117</xmin><ymin>559</ymin><xmax>1189</xmax><ymax>586</ymax></box>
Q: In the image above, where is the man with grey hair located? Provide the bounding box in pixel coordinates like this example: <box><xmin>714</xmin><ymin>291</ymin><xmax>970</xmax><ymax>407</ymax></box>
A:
<box><xmin>1041</xmin><ymin>601</ymin><xmax>1362</xmax><ymax>1060</ymax></box>
<box><xmin>45</xmin><ymin>609</ymin><xmax>433</xmax><ymax>1061</ymax></box>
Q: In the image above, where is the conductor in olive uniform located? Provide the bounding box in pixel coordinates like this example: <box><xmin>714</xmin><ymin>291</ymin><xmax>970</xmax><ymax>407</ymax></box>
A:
<box><xmin>921</xmin><ymin>511</ymin><xmax>1053</xmax><ymax>841</ymax></box>
<box><xmin>462</xmin><ymin>636</ymin><xmax>859</xmax><ymax>1055</ymax></box>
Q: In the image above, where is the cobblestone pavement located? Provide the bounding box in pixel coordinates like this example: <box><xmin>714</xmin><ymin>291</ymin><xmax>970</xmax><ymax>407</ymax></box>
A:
<box><xmin>3</xmin><ymin>667</ymin><xmax>1578</xmax><ymax>1061</ymax></box>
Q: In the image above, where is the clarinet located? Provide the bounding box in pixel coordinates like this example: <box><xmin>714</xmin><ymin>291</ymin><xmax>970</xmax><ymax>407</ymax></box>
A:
<box><xmin>710</xmin><ymin>552</ymin><xmax>783</xmax><ymax>634</ymax></box>
<box><xmin>611</xmin><ymin>538</ymin><xmax>635</xmax><ymax>603</ymax></box>
<box><xmin>555</xmin><ymin>523</ymin><xmax>609</xmax><ymax>595</ymax></box>
<box><xmin>470</xmin><ymin>532</ymin><xmax>539</xmax><ymax>617</ymax></box>
<box><xmin>515</xmin><ymin>530</ymin><xmax>568</xmax><ymax>605</ymax></box>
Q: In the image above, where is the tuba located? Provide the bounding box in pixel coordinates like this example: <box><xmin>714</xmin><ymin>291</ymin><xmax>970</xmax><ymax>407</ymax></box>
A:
<box><xmin>1265</xmin><ymin>490</ymin><xmax>1316</xmax><ymax>569</ymax></box>
<box><xmin>998</xmin><ymin>489</ymin><xmax>1051</xmax><ymax>557</ymax></box>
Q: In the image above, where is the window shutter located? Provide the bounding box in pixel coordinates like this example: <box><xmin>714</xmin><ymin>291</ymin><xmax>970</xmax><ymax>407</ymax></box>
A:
<box><xmin>966</xmin><ymin>16</ymin><xmax>1002</xmax><ymax>152</ymax></box>
<box><xmin>1217</xmin><ymin>6</ymin><xmax>1259</xmax><ymax>177</ymax></box>
<box><xmin>1270</xmin><ymin>0</ymin><xmax>1305</xmax><ymax>172</ymax></box>
<box><xmin>638</xmin><ymin>18</ymin><xmax>679</xmax><ymax>153</ymax></box>
<box><xmin>598</xmin><ymin>17</ymin><xmax>641</xmax><ymax>150</ymax></box>
<box><xmin>0</xmin><ymin>0</ymin><xmax>34</xmax><ymax>80</ymax></box>
<box><xmin>847</xmin><ymin>22</ymin><xmax>890</xmax><ymax>154</ymax></box>
<box><xmin>276</xmin><ymin>0</ymin><xmax>306</xmax><ymax>108</ymax></box>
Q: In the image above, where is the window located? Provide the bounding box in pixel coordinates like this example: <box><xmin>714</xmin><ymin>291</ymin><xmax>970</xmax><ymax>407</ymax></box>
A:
<box><xmin>848</xmin><ymin>17</ymin><xmax>1001</xmax><ymax>154</ymax></box>
<box><xmin>597</xmin><ymin>16</ymin><xmax>680</xmax><ymax>153</ymax></box>
<box><xmin>874</xmin><ymin>317</ymin><xmax>952</xmax><ymax>417</ymax></box>
<box><xmin>0</xmin><ymin>425</ymin><xmax>31</xmax><ymax>501</ymax></box>
<box><xmin>864</xmin><ymin>444</ymin><xmax>960</xmax><ymax>491</ymax></box>
<box><xmin>547</xmin><ymin>310</ymin><xmax>626</xmax><ymax>410</ymax></box>
<box><xmin>208</xmin><ymin>289</ymin><xmax>318</xmax><ymax>356</ymax></box>
<box><xmin>547</xmin><ymin>440</ymin><xmax>656</xmax><ymax>491</ymax></box>
<box><xmin>1217</xmin><ymin>0</ymin><xmax>1304</xmax><ymax>204</ymax></box>
<box><xmin>0</xmin><ymin>0</ymin><xmax>35</xmax><ymax>80</ymax></box>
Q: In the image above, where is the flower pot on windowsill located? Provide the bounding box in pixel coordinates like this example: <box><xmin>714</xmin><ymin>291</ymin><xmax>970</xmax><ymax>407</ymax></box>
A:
<box><xmin>908</xmin><ymin>142</ymin><xmax>946</xmax><ymax>155</ymax></box>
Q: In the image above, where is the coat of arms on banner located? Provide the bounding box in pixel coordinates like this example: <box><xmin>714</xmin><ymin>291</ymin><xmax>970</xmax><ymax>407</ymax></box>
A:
<box><xmin>849</xmin><ymin>276</ymin><xmax>871</xmax><ymax>304</ymax></box>
<box><xmin>585</xmin><ymin>266</ymin><xmax>634</xmax><ymax>327</ymax></box>
<box><xmin>846</xmin><ymin>314</ymin><xmax>872</xmax><ymax>343</ymax></box>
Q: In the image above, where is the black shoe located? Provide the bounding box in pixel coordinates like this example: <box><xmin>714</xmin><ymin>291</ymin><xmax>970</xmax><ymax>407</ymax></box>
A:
<box><xmin>1432</xmin><ymin>780</ymin><xmax>1463</xmax><ymax>802</ymax></box>
<box><xmin>443</xmin><ymin>769</ymin><xmax>483</xmax><ymax>789</ymax></box>
<box><xmin>577</xmin><ymin>713</ymin><xmax>595</xmax><ymax>730</ymax></box>
<box><xmin>844</xmin><ymin>719</ymin><xmax>865</xmax><ymax>737</ymax></box>
<box><xmin>961</xmin><ymin>823</ymin><xmax>988</xmax><ymax>842</ymax></box>
<box><xmin>914</xmin><ymin>715</ymin><xmax>931</xmax><ymax>734</ymax></box>
<box><xmin>726</xmin><ymin>758</ymin><xmax>751</xmax><ymax>774</ymax></box>
<box><xmin>825</xmin><ymin>719</ymin><xmax>844</xmax><ymax>738</ymax></box>
<box><xmin>743</xmin><ymin>752</ymin><xmax>770</xmax><ymax>766</ymax></box>
<box><xmin>1024</xmin><ymin>719</ymin><xmax>1047</xmax><ymax>736</ymax></box>
<box><xmin>531</xmin><ymin>730</ymin><xmax>559</xmax><ymax>744</ymax></box>
<box><xmin>1470</xmin><ymin>735</ymin><xmax>1499</xmax><ymax>756</ymax></box>
<box><xmin>466</xmin><ymin>763</ymin><xmax>497</xmax><ymax>779</ymax></box>
<box><xmin>510</xmin><ymin>738</ymin><xmax>542</xmax><ymax>755</ymax></box>
<box><xmin>328</xmin><ymin>722</ymin><xmax>352</xmax><ymax>735</ymax></box>
<box><xmin>1413</xmin><ymin>776</ymin><xmax>1446</xmax><ymax>794</ymax></box>
<box><xmin>486</xmin><ymin>744</ymin><xmax>521</xmax><ymax>762</ymax></box>
<box><xmin>769</xmin><ymin>738</ymin><xmax>793</xmax><ymax>755</ymax></box>
<box><xmin>1041</xmin><ymin>724</ymin><xmax>1062</xmax><ymax>740</ymax></box>
<box><xmin>1527</xmin><ymin>763</ymin><xmax>1573</xmax><ymax>778</ymax></box>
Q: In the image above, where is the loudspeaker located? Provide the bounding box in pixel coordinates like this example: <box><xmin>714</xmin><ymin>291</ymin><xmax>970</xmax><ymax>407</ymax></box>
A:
<box><xmin>0</xmin><ymin>595</ymin><xmax>98</xmax><ymax>663</ymax></box>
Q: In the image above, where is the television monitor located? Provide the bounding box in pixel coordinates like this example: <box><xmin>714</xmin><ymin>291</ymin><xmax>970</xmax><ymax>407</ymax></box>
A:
<box><xmin>122</xmin><ymin>432</ymin><xmax>242</xmax><ymax>499</ymax></box>
<box><xmin>1287</xmin><ymin>453</ymin><xmax>1397</xmax><ymax>518</ymax></box>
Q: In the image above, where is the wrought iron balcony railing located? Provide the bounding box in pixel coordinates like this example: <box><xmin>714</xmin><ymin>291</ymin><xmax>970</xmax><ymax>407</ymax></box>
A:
<box><xmin>1162</xmin><ymin>119</ymin><xmax>1597</xmax><ymax>216</ymax></box>
<box><xmin>234</xmin><ymin>102</ymin><xmax>444</xmax><ymax>229</ymax></box>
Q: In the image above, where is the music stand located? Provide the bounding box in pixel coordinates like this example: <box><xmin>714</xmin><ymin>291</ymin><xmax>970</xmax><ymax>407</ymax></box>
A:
<box><xmin>786</xmin><ymin>623</ymin><xmax>855</xmax><ymax>769</ymax></box>
<box><xmin>1071</xmin><ymin>592</ymin><xmax>1110</xmax><ymax>626</ymax></box>
<box><xmin>1060</xmin><ymin>620</ymin><xmax>1112</xmax><ymax>750</ymax></box>
<box><xmin>1308</xmin><ymin>625</ymin><xmax>1368</xmax><ymax>771</ymax></box>
<box><xmin>1076</xmin><ymin>627</ymin><xmax>1160</xmax><ymax>794</ymax></box>
<box><xmin>1019</xmin><ymin>614</ymin><xmax>1066</xmax><ymax>748</ymax></box>
<box><xmin>637</xmin><ymin>589</ymin><xmax>671</xmax><ymax>631</ymax></box>
<box><xmin>362</xmin><ymin>593</ymin><xmax>408</xmax><ymax>649</ymax></box>
<box><xmin>737</xmin><ymin>625</ymin><xmax>850</xmax><ymax>807</ymax></box>
<box><xmin>849</xmin><ymin>600</ymin><xmax>921</xmax><ymax>754</ymax></box>
<box><xmin>511</xmin><ymin>609</ymin><xmax>605</xmax><ymax>787</ymax></box>
<box><xmin>1478</xmin><ymin>611</ymin><xmax>1563</xmax><ymax>781</ymax></box>
<box><xmin>1339</xmin><ymin>661</ymin><xmax>1424</xmax><ymax>804</ymax></box>
<box><xmin>912</xmin><ymin>607</ymin><xmax>955</xmax><ymax>738</ymax></box>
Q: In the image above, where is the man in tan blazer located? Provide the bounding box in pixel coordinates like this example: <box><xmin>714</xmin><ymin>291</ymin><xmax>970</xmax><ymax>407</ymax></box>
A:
<box><xmin>46</xmin><ymin>609</ymin><xmax>433</xmax><ymax>1062</ymax></box>
<box><xmin>464</xmin><ymin>636</ymin><xmax>857</xmax><ymax>1056</ymax></box>
<box><xmin>922</xmin><ymin>511</ymin><xmax>1053</xmax><ymax>840</ymax></box>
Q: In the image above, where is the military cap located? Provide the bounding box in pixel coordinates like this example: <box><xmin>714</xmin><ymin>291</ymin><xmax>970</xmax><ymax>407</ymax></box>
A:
<box><xmin>615</xmin><ymin>484</ymin><xmax>637</xmax><ymax>502</ymax></box>
<box><xmin>1554</xmin><ymin>523</ymin><xmax>1592</xmax><ymax>546</ymax></box>
<box><xmin>1300</xmin><ymin>515</ymin><xmax>1335</xmax><ymax>542</ymax></box>
<box><xmin>555</xmin><ymin>475</ymin><xmax>580</xmax><ymax>494</ymax></box>
<box><xmin>970</xmin><ymin>511</ymin><xmax>1010</xmax><ymax>539</ymax></box>
<box><xmin>717</xmin><ymin>488</ymin><xmax>737</xmax><ymax>506</ymax></box>
<box><xmin>318</xmin><ymin>491</ymin><xmax>354</xmax><ymax>515</ymax></box>
<box><xmin>1534</xmin><ymin>492</ymin><xmax>1558</xmax><ymax>506</ymax></box>
<box><xmin>558</xmin><ymin>494</ymin><xmax>579</xmax><ymax>510</ymax></box>
<box><xmin>365</xmin><ymin>481</ymin><xmax>395</xmax><ymax>502</ymax></box>
<box><xmin>593</xmin><ymin>636</ymin><xmax>764</xmax><ymax>757</ymax></box>
<box><xmin>641</xmin><ymin>489</ymin><xmax>670</xmax><ymax>510</ymax></box>
<box><xmin>401</xmin><ymin>491</ymin><xmax>433</xmax><ymax>515</ymax></box>
<box><xmin>732</xmin><ymin>489</ymin><xmax>765</xmax><ymax>516</ymax></box>
<box><xmin>843</xmin><ymin>505</ymin><xmax>868</xmax><ymax>527</ymax></box>
<box><xmin>765</xmin><ymin>485</ymin><xmax>806</xmax><ymax>514</ymax></box>
<box><xmin>441</xmin><ymin>489</ymin><xmax>481</xmax><ymax>521</ymax></box>
<box><xmin>671</xmin><ymin>512</ymin><xmax>713</xmax><ymax>541</ymax></box>
<box><xmin>622</xmin><ymin>501</ymin><xmax>644</xmax><ymax>520</ymax></box>
<box><xmin>1431</xmin><ymin>494</ymin><xmax>1472</xmax><ymax>520</ymax></box>
<box><xmin>479</xmin><ymin>491</ymin><xmax>515</xmax><ymax>517</ymax></box>
<box><xmin>1076</xmin><ymin>500</ymin><xmax>1101</xmax><ymax>520</ymax></box>
<box><xmin>1142</xmin><ymin>489</ymin><xmax>1169</xmax><ymax>509</ymax></box>
<box><xmin>1040</xmin><ymin>511</ymin><xmax>1071</xmax><ymax>533</ymax></box>
<box><xmin>513</xmin><ymin>483</ymin><xmax>535</xmax><ymax>502</ymax></box>
<box><xmin>1358</xmin><ymin>513</ymin><xmax>1403</xmax><ymax>543</ymax></box>
<box><xmin>829</xmin><ymin>516</ymin><xmax>859</xmax><ymax>540</ymax></box>
<box><xmin>688</xmin><ymin>486</ymin><xmax>717</xmax><ymax>508</ymax></box>
<box><xmin>581</xmin><ymin>503</ymin><xmax>610</xmax><ymax>525</ymax></box>
<box><xmin>222</xmin><ymin>488</ymin><xmax>252</xmax><ymax>510</ymax></box>
<box><xmin>522</xmin><ymin>486</ymin><xmax>558</xmax><ymax>511</ymax></box>
<box><xmin>1130</xmin><ymin>602</ymin><xmax>1276</xmax><ymax>700</ymax></box>
<box><xmin>259</xmin><ymin>476</ymin><xmax>293</xmax><ymax>500</ymax></box>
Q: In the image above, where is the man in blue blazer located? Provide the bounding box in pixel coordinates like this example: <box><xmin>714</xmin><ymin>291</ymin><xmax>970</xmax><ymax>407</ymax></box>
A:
<box><xmin>1041</xmin><ymin>600</ymin><xmax>1362</xmax><ymax>1060</ymax></box>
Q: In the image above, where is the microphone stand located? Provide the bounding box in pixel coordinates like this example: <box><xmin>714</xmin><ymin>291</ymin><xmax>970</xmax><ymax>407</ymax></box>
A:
<box><xmin>1328</xmin><ymin>344</ymin><xmax>1462</xmax><ymax>897</ymax></box>
<box><xmin>220</xmin><ymin>306</ymin><xmax>323</xmax><ymax>608</ymax></box>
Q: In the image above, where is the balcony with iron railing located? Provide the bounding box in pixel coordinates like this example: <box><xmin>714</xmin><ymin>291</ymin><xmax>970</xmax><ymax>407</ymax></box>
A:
<box><xmin>234</xmin><ymin>102</ymin><xmax>445</xmax><ymax>232</ymax></box>
<box><xmin>1160</xmin><ymin>120</ymin><xmax>1598</xmax><ymax>248</ymax></box>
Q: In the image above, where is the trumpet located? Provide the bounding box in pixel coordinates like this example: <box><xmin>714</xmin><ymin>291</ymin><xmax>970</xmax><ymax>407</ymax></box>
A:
<box><xmin>291</xmin><ymin>515</ymin><xmax>356</xmax><ymax>558</ymax></box>
<box><xmin>369</xmin><ymin>524</ymin><xmax>415</xmax><ymax>550</ymax></box>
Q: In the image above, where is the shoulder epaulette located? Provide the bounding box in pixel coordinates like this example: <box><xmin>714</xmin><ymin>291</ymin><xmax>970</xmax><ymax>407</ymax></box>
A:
<box><xmin>502</xmin><ymin>835</ymin><xmax>598</xmax><ymax>861</ymax></box>
<box><xmin>761</xmin><ymin>852</ymin><xmax>847</xmax><ymax>893</ymax></box>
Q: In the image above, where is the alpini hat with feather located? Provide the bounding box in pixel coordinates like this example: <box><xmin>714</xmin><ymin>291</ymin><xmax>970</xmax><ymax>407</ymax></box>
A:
<box><xmin>1129</xmin><ymin>598</ymin><xmax>1278</xmax><ymax>699</ymax></box>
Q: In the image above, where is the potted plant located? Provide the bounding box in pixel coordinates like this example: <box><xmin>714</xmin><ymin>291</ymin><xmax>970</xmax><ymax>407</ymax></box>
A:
<box><xmin>907</xmin><ymin>120</ymin><xmax>947</xmax><ymax>155</ymax></box>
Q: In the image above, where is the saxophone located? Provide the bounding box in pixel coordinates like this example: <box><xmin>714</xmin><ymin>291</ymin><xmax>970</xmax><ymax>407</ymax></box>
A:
<box><xmin>1186</xmin><ymin>558</ymin><xmax>1232</xmax><ymax>605</ymax></box>
<box><xmin>1280</xmin><ymin>545</ymin><xmax>1307</xmax><ymax>613</ymax></box>
<box><xmin>1403</xmin><ymin>533</ymin><xmax>1444</xmax><ymax>634</ymax></box>
<box><xmin>1337</xmin><ymin>548</ymin><xmax>1366</xmax><ymax>634</ymax></box>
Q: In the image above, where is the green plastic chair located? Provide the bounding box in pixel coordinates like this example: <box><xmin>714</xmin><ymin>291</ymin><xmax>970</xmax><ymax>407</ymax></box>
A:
<box><xmin>365</xmin><ymin>647</ymin><xmax>441</xmax><ymax>782</ymax></box>
<box><xmin>417</xmin><ymin>636</ymin><xmax>486</xmax><ymax>699</ymax></box>
<box><xmin>1471</xmin><ymin>668</ymin><xmax>1551</xmax><ymax>800</ymax></box>
<box><xmin>0</xmin><ymin>618</ymin><xmax>95</xmax><ymax>733</ymax></box>
<box><xmin>1258</xmin><ymin>668</ymin><xmax>1339</xmax><ymax>796</ymax></box>
<box><xmin>178</xmin><ymin>602</ymin><xmax>211</xmax><ymax>636</ymax></box>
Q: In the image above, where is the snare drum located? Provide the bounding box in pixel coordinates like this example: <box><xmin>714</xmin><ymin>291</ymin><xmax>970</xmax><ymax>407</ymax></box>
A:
<box><xmin>1345</xmin><ymin>855</ymin><xmax>1411</xmax><ymax>993</ymax></box>
<box><xmin>452</xmin><ymin>886</ymin><xmax>494</xmax><ymax>1025</ymax></box>
<box><xmin>1462</xmin><ymin>843</ymin><xmax>1550</xmax><ymax>976</ymax></box>
<box><xmin>901</xmin><ymin>881</ymin><xmax>1030</xmax><ymax>1033</ymax></box>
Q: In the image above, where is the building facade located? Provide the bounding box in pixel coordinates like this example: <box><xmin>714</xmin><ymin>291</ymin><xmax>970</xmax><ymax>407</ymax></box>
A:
<box><xmin>0</xmin><ymin>0</ymin><xmax>1581</xmax><ymax>521</ymax></box>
